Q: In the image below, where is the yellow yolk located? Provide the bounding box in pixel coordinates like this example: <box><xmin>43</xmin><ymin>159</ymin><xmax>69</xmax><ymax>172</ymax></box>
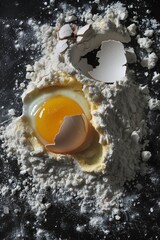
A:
<box><xmin>35</xmin><ymin>95</ymin><xmax>83</xmax><ymax>144</ymax></box>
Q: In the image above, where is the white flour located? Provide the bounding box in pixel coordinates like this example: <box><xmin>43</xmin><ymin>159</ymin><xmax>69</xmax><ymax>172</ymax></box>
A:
<box><xmin>1</xmin><ymin>1</ymin><xmax>160</xmax><ymax>237</ymax></box>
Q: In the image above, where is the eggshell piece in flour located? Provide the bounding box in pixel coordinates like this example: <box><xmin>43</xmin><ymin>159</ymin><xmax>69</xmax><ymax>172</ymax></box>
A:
<box><xmin>77</xmin><ymin>24</ymin><xmax>91</xmax><ymax>36</ymax></box>
<box><xmin>59</xmin><ymin>24</ymin><xmax>72</xmax><ymax>39</ymax></box>
<box><xmin>56</xmin><ymin>39</ymin><xmax>68</xmax><ymax>53</ymax></box>
<box><xmin>89</xmin><ymin>40</ymin><xmax>127</xmax><ymax>83</ymax></box>
<box><xmin>45</xmin><ymin>114</ymin><xmax>89</xmax><ymax>154</ymax></box>
<box><xmin>65</xmin><ymin>15</ymin><xmax>77</xmax><ymax>23</ymax></box>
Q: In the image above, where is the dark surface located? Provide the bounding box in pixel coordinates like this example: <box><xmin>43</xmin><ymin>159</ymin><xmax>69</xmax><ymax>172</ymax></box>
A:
<box><xmin>0</xmin><ymin>0</ymin><xmax>160</xmax><ymax>239</ymax></box>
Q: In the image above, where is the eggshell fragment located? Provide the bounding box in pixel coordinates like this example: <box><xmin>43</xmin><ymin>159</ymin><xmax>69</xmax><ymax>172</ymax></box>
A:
<box><xmin>65</xmin><ymin>15</ymin><xmax>77</xmax><ymax>23</ymax></box>
<box><xmin>89</xmin><ymin>40</ymin><xmax>127</xmax><ymax>83</ymax></box>
<box><xmin>59</xmin><ymin>24</ymin><xmax>72</xmax><ymax>39</ymax></box>
<box><xmin>76</xmin><ymin>24</ymin><xmax>93</xmax><ymax>43</ymax></box>
<box><xmin>77</xmin><ymin>24</ymin><xmax>91</xmax><ymax>36</ymax></box>
<box><xmin>45</xmin><ymin>114</ymin><xmax>90</xmax><ymax>154</ymax></box>
<box><xmin>56</xmin><ymin>39</ymin><xmax>68</xmax><ymax>53</ymax></box>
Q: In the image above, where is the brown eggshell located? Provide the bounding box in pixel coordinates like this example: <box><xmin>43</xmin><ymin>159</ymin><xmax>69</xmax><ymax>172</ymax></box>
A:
<box><xmin>45</xmin><ymin>114</ymin><xmax>91</xmax><ymax>154</ymax></box>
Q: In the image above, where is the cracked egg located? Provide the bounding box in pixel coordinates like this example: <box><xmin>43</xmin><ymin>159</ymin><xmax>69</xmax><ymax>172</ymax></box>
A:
<box><xmin>22</xmin><ymin>77</ymin><xmax>109</xmax><ymax>172</ymax></box>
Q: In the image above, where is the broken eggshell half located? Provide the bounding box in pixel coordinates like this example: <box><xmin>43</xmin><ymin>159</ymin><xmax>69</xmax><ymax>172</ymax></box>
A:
<box><xmin>65</xmin><ymin>26</ymin><xmax>130</xmax><ymax>82</ymax></box>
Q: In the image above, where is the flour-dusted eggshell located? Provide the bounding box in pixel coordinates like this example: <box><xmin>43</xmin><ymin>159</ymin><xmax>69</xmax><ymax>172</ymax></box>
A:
<box><xmin>65</xmin><ymin>15</ymin><xmax>77</xmax><ymax>23</ymax></box>
<box><xmin>76</xmin><ymin>24</ymin><xmax>93</xmax><ymax>43</ymax></box>
<box><xmin>56</xmin><ymin>39</ymin><xmax>68</xmax><ymax>53</ymax></box>
<box><xmin>89</xmin><ymin>40</ymin><xmax>127</xmax><ymax>83</ymax></box>
<box><xmin>45</xmin><ymin>114</ymin><xmax>89</xmax><ymax>154</ymax></box>
<box><xmin>77</xmin><ymin>24</ymin><xmax>91</xmax><ymax>36</ymax></box>
<box><xmin>59</xmin><ymin>24</ymin><xmax>72</xmax><ymax>39</ymax></box>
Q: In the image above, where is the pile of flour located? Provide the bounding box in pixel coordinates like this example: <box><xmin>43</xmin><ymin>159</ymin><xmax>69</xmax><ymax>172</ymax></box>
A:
<box><xmin>1</xmin><ymin>1</ymin><xmax>160</xmax><ymax>236</ymax></box>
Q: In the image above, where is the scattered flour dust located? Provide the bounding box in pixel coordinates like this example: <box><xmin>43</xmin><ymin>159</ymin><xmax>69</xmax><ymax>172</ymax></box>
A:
<box><xmin>1</xmin><ymin>1</ymin><xmax>160</xmax><ymax>236</ymax></box>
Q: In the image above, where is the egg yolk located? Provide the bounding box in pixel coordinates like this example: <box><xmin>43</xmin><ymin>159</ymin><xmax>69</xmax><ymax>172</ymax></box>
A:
<box><xmin>35</xmin><ymin>95</ymin><xmax>83</xmax><ymax>144</ymax></box>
